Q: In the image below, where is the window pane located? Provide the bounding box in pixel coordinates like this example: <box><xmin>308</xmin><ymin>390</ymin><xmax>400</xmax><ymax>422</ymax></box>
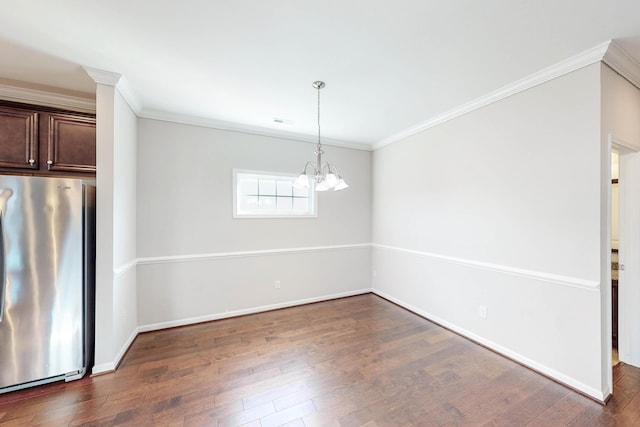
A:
<box><xmin>277</xmin><ymin>180</ymin><xmax>292</xmax><ymax>197</ymax></box>
<box><xmin>239</xmin><ymin>196</ymin><xmax>258</xmax><ymax>212</ymax></box>
<box><xmin>259</xmin><ymin>196</ymin><xmax>276</xmax><ymax>210</ymax></box>
<box><xmin>293</xmin><ymin>185</ymin><xmax>308</xmax><ymax>198</ymax></box>
<box><xmin>277</xmin><ymin>196</ymin><xmax>293</xmax><ymax>211</ymax></box>
<box><xmin>293</xmin><ymin>197</ymin><xmax>309</xmax><ymax>212</ymax></box>
<box><xmin>259</xmin><ymin>180</ymin><xmax>276</xmax><ymax>196</ymax></box>
<box><xmin>239</xmin><ymin>178</ymin><xmax>258</xmax><ymax>195</ymax></box>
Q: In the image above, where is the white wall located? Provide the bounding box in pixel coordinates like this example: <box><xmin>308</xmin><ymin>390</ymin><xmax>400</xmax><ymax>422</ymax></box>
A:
<box><xmin>94</xmin><ymin>83</ymin><xmax>115</xmax><ymax>371</ymax></box>
<box><xmin>136</xmin><ymin>119</ymin><xmax>371</xmax><ymax>328</ymax></box>
<box><xmin>602</xmin><ymin>65</ymin><xmax>640</xmax><ymax>145</ymax></box>
<box><xmin>93</xmin><ymin>82</ymin><xmax>138</xmax><ymax>373</ymax></box>
<box><xmin>372</xmin><ymin>63</ymin><xmax>605</xmax><ymax>399</ymax></box>
<box><xmin>111</xmin><ymin>89</ymin><xmax>138</xmax><ymax>363</ymax></box>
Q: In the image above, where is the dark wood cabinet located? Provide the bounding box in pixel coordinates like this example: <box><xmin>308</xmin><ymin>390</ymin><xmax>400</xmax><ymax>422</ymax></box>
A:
<box><xmin>47</xmin><ymin>113</ymin><xmax>96</xmax><ymax>174</ymax></box>
<box><xmin>0</xmin><ymin>101</ymin><xmax>95</xmax><ymax>177</ymax></box>
<box><xmin>0</xmin><ymin>105</ymin><xmax>39</xmax><ymax>171</ymax></box>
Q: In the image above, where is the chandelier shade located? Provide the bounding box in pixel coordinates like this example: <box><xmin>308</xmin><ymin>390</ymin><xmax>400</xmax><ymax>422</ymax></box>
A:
<box><xmin>293</xmin><ymin>81</ymin><xmax>349</xmax><ymax>192</ymax></box>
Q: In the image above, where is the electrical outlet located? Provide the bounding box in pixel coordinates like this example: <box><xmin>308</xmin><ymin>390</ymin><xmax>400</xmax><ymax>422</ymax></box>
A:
<box><xmin>478</xmin><ymin>305</ymin><xmax>488</xmax><ymax>319</ymax></box>
<box><xmin>275</xmin><ymin>280</ymin><xmax>281</xmax><ymax>289</ymax></box>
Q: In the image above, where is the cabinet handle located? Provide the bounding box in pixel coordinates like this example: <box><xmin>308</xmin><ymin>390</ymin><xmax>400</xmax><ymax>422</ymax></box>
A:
<box><xmin>47</xmin><ymin>160</ymin><xmax>53</xmax><ymax>166</ymax></box>
<box><xmin>28</xmin><ymin>159</ymin><xmax>35</xmax><ymax>165</ymax></box>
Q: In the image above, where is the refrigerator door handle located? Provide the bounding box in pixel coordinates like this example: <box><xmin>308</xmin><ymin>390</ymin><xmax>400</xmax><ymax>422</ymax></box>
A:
<box><xmin>0</xmin><ymin>209</ymin><xmax>5</xmax><ymax>322</ymax></box>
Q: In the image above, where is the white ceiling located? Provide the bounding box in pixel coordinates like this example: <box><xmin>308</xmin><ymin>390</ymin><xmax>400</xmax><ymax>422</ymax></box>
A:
<box><xmin>1</xmin><ymin>0</ymin><xmax>640</xmax><ymax>148</ymax></box>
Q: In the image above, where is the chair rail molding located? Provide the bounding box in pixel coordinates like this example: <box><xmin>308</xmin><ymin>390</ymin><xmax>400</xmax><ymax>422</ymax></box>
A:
<box><xmin>372</xmin><ymin>243</ymin><xmax>599</xmax><ymax>291</ymax></box>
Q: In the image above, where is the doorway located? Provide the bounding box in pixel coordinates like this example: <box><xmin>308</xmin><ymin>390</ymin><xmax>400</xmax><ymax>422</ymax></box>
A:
<box><xmin>611</xmin><ymin>150</ymin><xmax>619</xmax><ymax>366</ymax></box>
<box><xmin>611</xmin><ymin>139</ymin><xmax>640</xmax><ymax>372</ymax></box>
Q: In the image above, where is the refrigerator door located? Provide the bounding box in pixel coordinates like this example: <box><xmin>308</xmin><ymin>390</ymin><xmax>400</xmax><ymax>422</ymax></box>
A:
<box><xmin>0</xmin><ymin>175</ymin><xmax>85</xmax><ymax>390</ymax></box>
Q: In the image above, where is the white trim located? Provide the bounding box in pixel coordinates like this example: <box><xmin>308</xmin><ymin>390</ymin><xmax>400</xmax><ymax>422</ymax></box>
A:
<box><xmin>138</xmin><ymin>109</ymin><xmax>372</xmax><ymax>151</ymax></box>
<box><xmin>604</xmin><ymin>136</ymin><xmax>614</xmax><ymax>396</ymax></box>
<box><xmin>91</xmin><ymin>327</ymin><xmax>138</xmax><ymax>375</ymax></box>
<box><xmin>83</xmin><ymin>66</ymin><xmax>121</xmax><ymax>86</ymax></box>
<box><xmin>83</xmin><ymin>66</ymin><xmax>142</xmax><ymax>114</ymax></box>
<box><xmin>617</xmin><ymin>145</ymin><xmax>640</xmax><ymax>368</ymax></box>
<box><xmin>95</xmin><ymin>288</ymin><xmax>372</xmax><ymax>374</ymax></box>
<box><xmin>138</xmin><ymin>288</ymin><xmax>371</xmax><ymax>333</ymax></box>
<box><xmin>603</xmin><ymin>40</ymin><xmax>640</xmax><ymax>90</ymax></box>
<box><xmin>611</xmin><ymin>134</ymin><xmax>640</xmax><ymax>153</ymax></box>
<box><xmin>373</xmin><ymin>41</ymin><xmax>611</xmax><ymax>150</ymax></box>
<box><xmin>372</xmin><ymin>243</ymin><xmax>599</xmax><ymax>291</ymax></box>
<box><xmin>0</xmin><ymin>83</ymin><xmax>96</xmax><ymax>113</ymax></box>
<box><xmin>113</xmin><ymin>259</ymin><xmax>137</xmax><ymax>278</ymax></box>
<box><xmin>137</xmin><ymin>243</ymin><xmax>371</xmax><ymax>265</ymax></box>
<box><xmin>91</xmin><ymin>362</ymin><xmax>116</xmax><ymax>375</ymax></box>
<box><xmin>372</xmin><ymin>289</ymin><xmax>606</xmax><ymax>402</ymax></box>
<box><xmin>114</xmin><ymin>76</ymin><xmax>143</xmax><ymax>114</ymax></box>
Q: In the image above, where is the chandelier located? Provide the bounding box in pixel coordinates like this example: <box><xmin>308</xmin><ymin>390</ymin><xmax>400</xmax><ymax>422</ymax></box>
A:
<box><xmin>294</xmin><ymin>81</ymin><xmax>349</xmax><ymax>192</ymax></box>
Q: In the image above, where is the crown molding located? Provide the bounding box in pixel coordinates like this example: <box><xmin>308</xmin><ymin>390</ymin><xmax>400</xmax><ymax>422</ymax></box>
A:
<box><xmin>81</xmin><ymin>64</ymin><xmax>370</xmax><ymax>150</ymax></box>
<box><xmin>83</xmin><ymin>66</ymin><xmax>143</xmax><ymax>115</ymax></box>
<box><xmin>0</xmin><ymin>83</ymin><xmax>96</xmax><ymax>113</ymax></box>
<box><xmin>139</xmin><ymin>109</ymin><xmax>372</xmax><ymax>151</ymax></box>
<box><xmin>373</xmin><ymin>41</ymin><xmax>612</xmax><ymax>150</ymax></box>
<box><xmin>83</xmin><ymin>66</ymin><xmax>121</xmax><ymax>86</ymax></box>
<box><xmin>113</xmin><ymin>76</ymin><xmax>143</xmax><ymax>114</ymax></box>
<box><xmin>603</xmin><ymin>40</ymin><xmax>640</xmax><ymax>90</ymax></box>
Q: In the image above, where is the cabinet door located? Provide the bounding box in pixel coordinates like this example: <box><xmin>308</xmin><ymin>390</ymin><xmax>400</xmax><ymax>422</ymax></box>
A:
<box><xmin>47</xmin><ymin>113</ymin><xmax>96</xmax><ymax>174</ymax></box>
<box><xmin>0</xmin><ymin>106</ymin><xmax>39</xmax><ymax>170</ymax></box>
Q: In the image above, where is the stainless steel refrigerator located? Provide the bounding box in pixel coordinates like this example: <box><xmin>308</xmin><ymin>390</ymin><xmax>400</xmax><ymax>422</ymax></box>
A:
<box><xmin>0</xmin><ymin>175</ymin><xmax>95</xmax><ymax>393</ymax></box>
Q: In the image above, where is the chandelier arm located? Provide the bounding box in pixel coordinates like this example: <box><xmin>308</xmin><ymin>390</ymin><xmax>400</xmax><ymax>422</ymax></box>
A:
<box><xmin>321</xmin><ymin>161</ymin><xmax>332</xmax><ymax>175</ymax></box>
<box><xmin>301</xmin><ymin>161</ymin><xmax>317</xmax><ymax>174</ymax></box>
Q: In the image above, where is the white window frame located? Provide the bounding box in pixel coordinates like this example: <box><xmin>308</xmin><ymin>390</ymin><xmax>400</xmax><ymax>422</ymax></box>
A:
<box><xmin>232</xmin><ymin>169</ymin><xmax>317</xmax><ymax>218</ymax></box>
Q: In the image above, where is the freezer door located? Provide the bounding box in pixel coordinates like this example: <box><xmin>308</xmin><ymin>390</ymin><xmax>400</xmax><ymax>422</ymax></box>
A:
<box><xmin>0</xmin><ymin>176</ymin><xmax>85</xmax><ymax>390</ymax></box>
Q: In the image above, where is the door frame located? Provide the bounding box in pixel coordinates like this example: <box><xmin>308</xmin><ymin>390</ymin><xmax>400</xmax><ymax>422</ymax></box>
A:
<box><xmin>608</xmin><ymin>134</ymin><xmax>640</xmax><ymax>377</ymax></box>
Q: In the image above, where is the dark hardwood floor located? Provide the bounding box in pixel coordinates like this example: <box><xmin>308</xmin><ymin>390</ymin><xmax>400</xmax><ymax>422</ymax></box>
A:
<box><xmin>0</xmin><ymin>293</ymin><xmax>638</xmax><ymax>426</ymax></box>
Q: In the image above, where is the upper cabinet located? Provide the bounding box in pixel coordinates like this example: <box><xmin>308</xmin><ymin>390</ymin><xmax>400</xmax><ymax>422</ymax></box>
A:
<box><xmin>47</xmin><ymin>113</ymin><xmax>96</xmax><ymax>174</ymax></box>
<box><xmin>0</xmin><ymin>101</ymin><xmax>96</xmax><ymax>177</ymax></box>
<box><xmin>0</xmin><ymin>105</ymin><xmax>39</xmax><ymax>171</ymax></box>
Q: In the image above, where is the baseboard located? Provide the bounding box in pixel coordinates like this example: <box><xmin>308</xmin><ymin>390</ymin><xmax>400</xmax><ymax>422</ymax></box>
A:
<box><xmin>138</xmin><ymin>288</ymin><xmax>372</xmax><ymax>333</ymax></box>
<box><xmin>91</xmin><ymin>362</ymin><xmax>116</xmax><ymax>375</ymax></box>
<box><xmin>92</xmin><ymin>289</ymin><xmax>372</xmax><ymax>376</ymax></box>
<box><xmin>372</xmin><ymin>289</ymin><xmax>606</xmax><ymax>402</ymax></box>
<box><xmin>91</xmin><ymin>327</ymin><xmax>139</xmax><ymax>375</ymax></box>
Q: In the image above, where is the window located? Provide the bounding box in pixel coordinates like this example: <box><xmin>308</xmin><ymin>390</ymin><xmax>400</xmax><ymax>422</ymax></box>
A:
<box><xmin>233</xmin><ymin>169</ymin><xmax>316</xmax><ymax>218</ymax></box>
